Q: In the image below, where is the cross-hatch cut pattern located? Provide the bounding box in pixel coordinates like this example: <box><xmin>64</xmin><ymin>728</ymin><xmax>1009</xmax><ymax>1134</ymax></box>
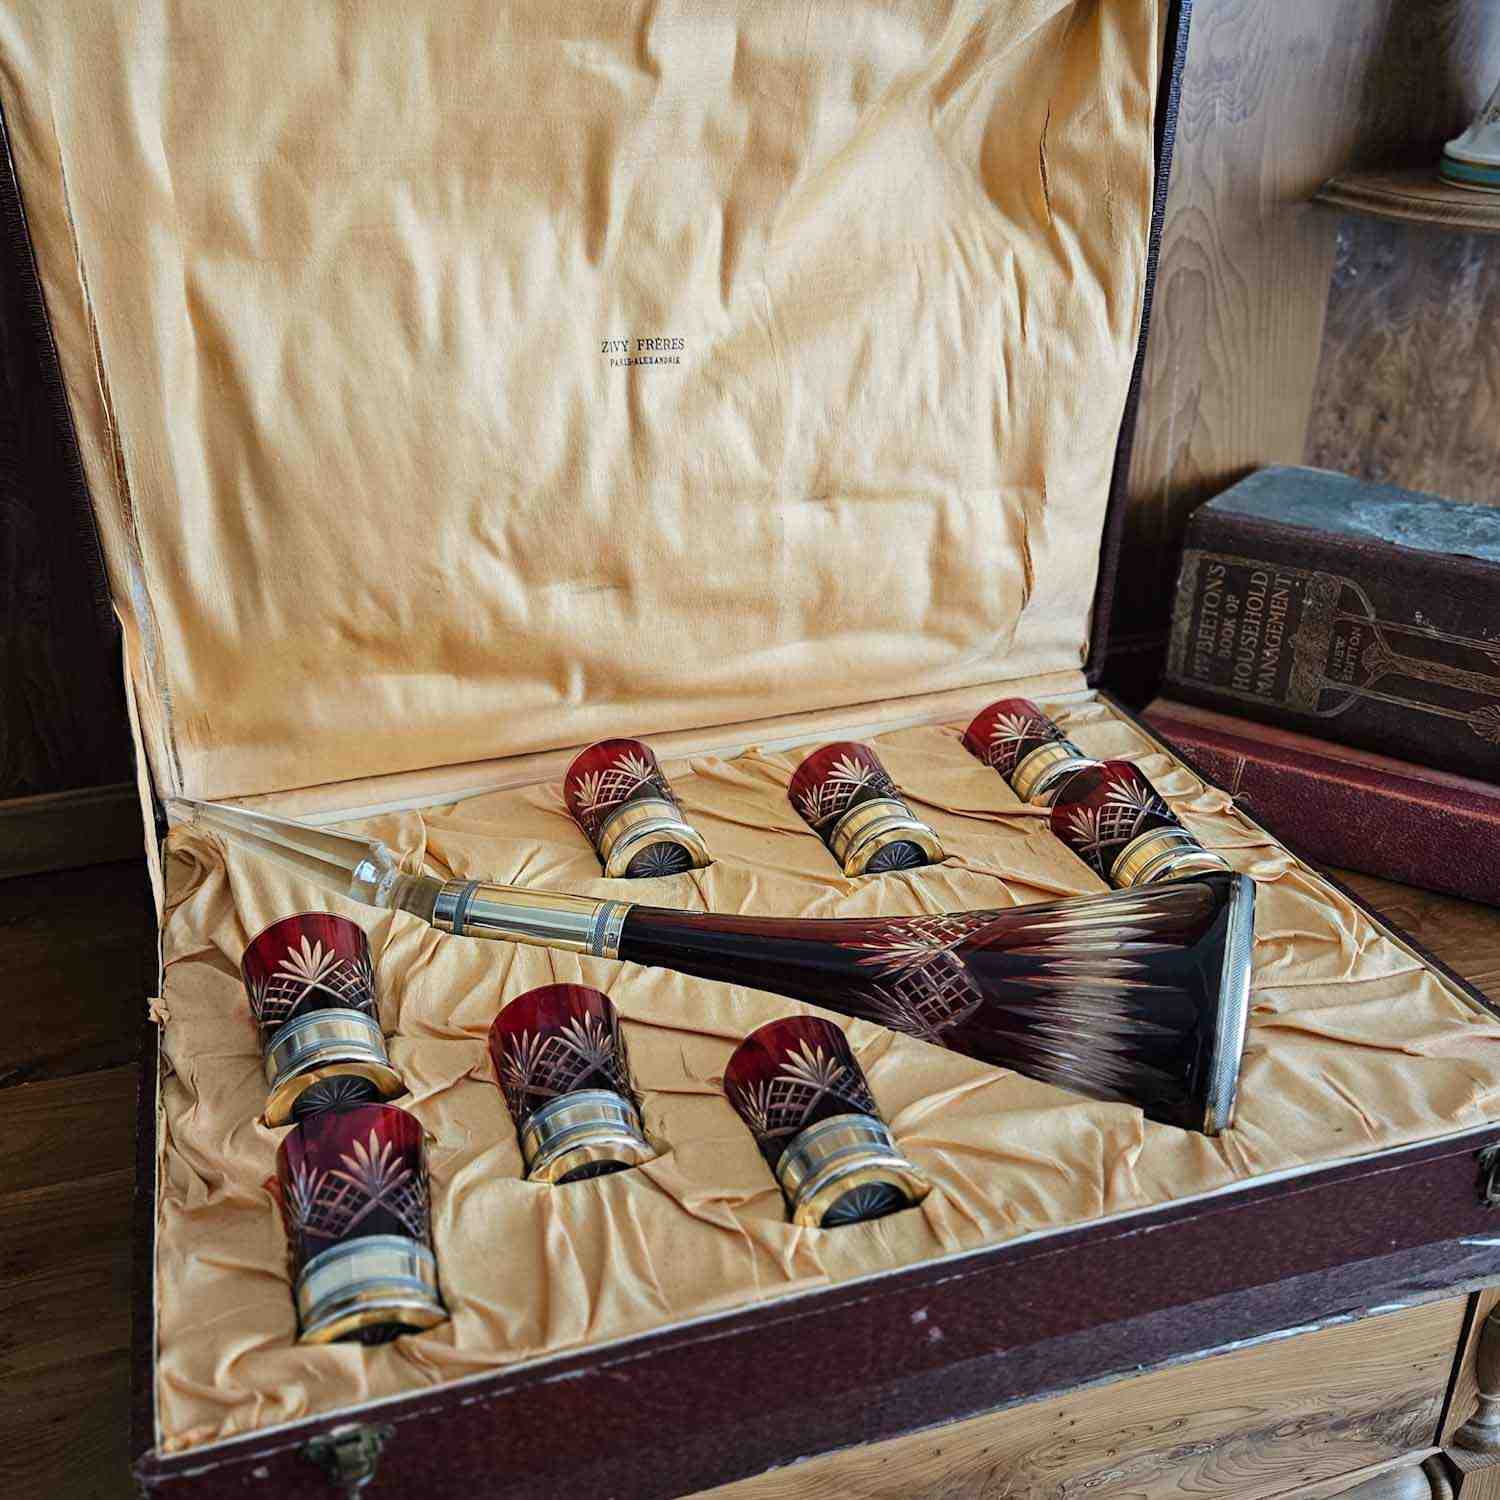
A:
<box><xmin>849</xmin><ymin>912</ymin><xmax>994</xmax><ymax>1040</ymax></box>
<box><xmin>730</xmin><ymin>1040</ymin><xmax>877</xmax><ymax>1144</ymax></box>
<box><xmin>983</xmin><ymin>711</ymin><xmax>1061</xmax><ymax>773</ymax></box>
<box><xmin>498</xmin><ymin>1011</ymin><xmax>631</xmax><ymax>1120</ymax></box>
<box><xmin>1064</xmin><ymin>778</ymin><xmax>1172</xmax><ymax>869</ymax></box>
<box><xmin>287</xmin><ymin>1130</ymin><xmax>428</xmax><ymax>1245</ymax></box>
<box><xmin>572</xmin><ymin>751</ymin><xmax>673</xmax><ymax>840</ymax></box>
<box><xmin>247</xmin><ymin>939</ymin><xmax>376</xmax><ymax>1034</ymax></box>
<box><xmin>794</xmin><ymin>753</ymin><xmax>898</xmax><ymax>830</ymax></box>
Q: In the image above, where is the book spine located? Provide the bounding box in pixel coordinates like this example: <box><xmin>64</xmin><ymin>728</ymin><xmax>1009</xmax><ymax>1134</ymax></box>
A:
<box><xmin>1144</xmin><ymin>704</ymin><xmax>1500</xmax><ymax>908</ymax></box>
<box><xmin>1164</xmin><ymin>508</ymin><xmax>1500</xmax><ymax>783</ymax></box>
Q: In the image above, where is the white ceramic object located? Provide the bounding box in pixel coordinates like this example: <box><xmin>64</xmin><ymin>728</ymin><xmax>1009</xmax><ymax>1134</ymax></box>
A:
<box><xmin>1441</xmin><ymin>76</ymin><xmax>1500</xmax><ymax>192</ymax></box>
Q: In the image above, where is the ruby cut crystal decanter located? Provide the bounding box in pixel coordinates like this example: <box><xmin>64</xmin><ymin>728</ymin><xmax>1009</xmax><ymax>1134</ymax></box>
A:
<box><xmin>186</xmin><ymin>800</ymin><xmax>1255</xmax><ymax>1135</ymax></box>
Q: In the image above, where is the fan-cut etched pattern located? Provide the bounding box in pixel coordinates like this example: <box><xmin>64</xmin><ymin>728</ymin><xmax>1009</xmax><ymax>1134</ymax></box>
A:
<box><xmin>488</xmin><ymin>983</ymin><xmax>639</xmax><ymax>1129</ymax></box>
<box><xmin>241</xmin><ymin>913</ymin><xmax>377</xmax><ymax>1047</ymax></box>
<box><xmin>1052</xmin><ymin>762</ymin><xmax>1184</xmax><ymax>881</ymax></box>
<box><xmin>725</xmin><ymin>1016</ymin><xmax>879</xmax><ymax>1169</ymax></box>
<box><xmin>565</xmin><ymin>739</ymin><xmax>679</xmax><ymax>845</ymax></box>
<box><xmin>789</xmin><ymin>743</ymin><xmax>902</xmax><ymax>832</ymax></box>
<box><xmin>276</xmin><ymin>1103</ymin><xmax>433</xmax><ymax>1267</ymax></box>
<box><xmin>961</xmin><ymin>698</ymin><xmax>1069</xmax><ymax>778</ymax></box>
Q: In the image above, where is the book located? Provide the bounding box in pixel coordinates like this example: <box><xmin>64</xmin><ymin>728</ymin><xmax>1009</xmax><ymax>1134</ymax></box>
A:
<box><xmin>1164</xmin><ymin>466</ymin><xmax>1500</xmax><ymax>783</ymax></box>
<box><xmin>1143</xmin><ymin>698</ymin><xmax>1500</xmax><ymax>908</ymax></box>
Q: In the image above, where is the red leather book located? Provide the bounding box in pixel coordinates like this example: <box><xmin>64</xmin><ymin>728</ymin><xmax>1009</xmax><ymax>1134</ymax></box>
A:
<box><xmin>1144</xmin><ymin>698</ymin><xmax>1500</xmax><ymax>907</ymax></box>
<box><xmin>1164</xmin><ymin>466</ymin><xmax>1500</xmax><ymax>783</ymax></box>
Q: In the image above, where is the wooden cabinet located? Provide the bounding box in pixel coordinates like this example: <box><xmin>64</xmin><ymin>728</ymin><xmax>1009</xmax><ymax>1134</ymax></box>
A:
<box><xmin>700</xmin><ymin>1297</ymin><xmax>1470</xmax><ymax>1499</ymax></box>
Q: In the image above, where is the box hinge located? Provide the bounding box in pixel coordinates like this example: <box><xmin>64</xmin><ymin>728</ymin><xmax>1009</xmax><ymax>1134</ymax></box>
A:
<box><xmin>1480</xmin><ymin>1144</ymin><xmax>1500</xmax><ymax>1209</ymax></box>
<box><xmin>304</xmin><ymin>1422</ymin><xmax>395</xmax><ymax>1494</ymax></box>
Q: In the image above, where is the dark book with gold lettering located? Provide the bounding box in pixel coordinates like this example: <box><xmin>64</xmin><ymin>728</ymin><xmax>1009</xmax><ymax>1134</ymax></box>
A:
<box><xmin>1165</xmin><ymin>467</ymin><xmax>1500</xmax><ymax>783</ymax></box>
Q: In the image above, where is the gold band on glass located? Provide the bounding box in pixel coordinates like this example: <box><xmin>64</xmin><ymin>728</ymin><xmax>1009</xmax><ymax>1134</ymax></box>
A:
<box><xmin>434</xmin><ymin>880</ymin><xmax>632</xmax><ymax>959</ymax></box>
<box><xmin>1109</xmin><ymin>827</ymin><xmax>1230</xmax><ymax>888</ymax></box>
<box><xmin>518</xmin><ymin>1089</ymin><xmax>655</xmax><ymax>1184</ymax></box>
<box><xmin>263</xmin><ymin>1010</ymin><xmax>404</xmax><ymax>1126</ymax></box>
<box><xmin>826</xmin><ymin>798</ymin><xmax>944</xmax><ymax>877</ymax></box>
<box><xmin>595</xmin><ymin>796</ymin><xmax>712</xmax><ymax>878</ymax></box>
<box><xmin>295</xmin><ymin>1234</ymin><xmax>446</xmax><ymax>1344</ymax></box>
<box><xmin>775</xmin><ymin>1113</ymin><xmax>930</xmax><ymax>1227</ymax></box>
<box><xmin>1010</xmin><ymin>741</ymin><xmax>1100</xmax><ymax>804</ymax></box>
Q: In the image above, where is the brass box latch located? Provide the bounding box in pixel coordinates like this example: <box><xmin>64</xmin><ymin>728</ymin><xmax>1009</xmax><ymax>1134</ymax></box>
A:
<box><xmin>304</xmin><ymin>1422</ymin><xmax>396</xmax><ymax>1494</ymax></box>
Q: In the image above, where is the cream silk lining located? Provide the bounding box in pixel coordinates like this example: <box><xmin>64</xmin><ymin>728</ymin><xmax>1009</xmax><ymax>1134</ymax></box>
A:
<box><xmin>154</xmin><ymin>701</ymin><xmax>1500</xmax><ymax>1452</ymax></box>
<box><xmin>0</xmin><ymin>0</ymin><xmax>1155</xmax><ymax>803</ymax></box>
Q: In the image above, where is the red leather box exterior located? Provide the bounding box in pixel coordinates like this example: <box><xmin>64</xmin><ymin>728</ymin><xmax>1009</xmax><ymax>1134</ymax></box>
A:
<box><xmin>1146</xmin><ymin>699</ymin><xmax>1500</xmax><ymax>908</ymax></box>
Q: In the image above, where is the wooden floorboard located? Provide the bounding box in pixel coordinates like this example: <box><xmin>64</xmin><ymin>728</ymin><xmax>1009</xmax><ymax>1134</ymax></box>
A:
<box><xmin>0</xmin><ymin>1067</ymin><xmax>137</xmax><ymax>1498</ymax></box>
<box><xmin>0</xmin><ymin>860</ymin><xmax>151</xmax><ymax>1086</ymax></box>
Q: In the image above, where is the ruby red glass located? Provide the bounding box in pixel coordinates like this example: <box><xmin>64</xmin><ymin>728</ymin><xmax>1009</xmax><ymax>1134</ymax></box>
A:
<box><xmin>787</xmin><ymin>741</ymin><xmax>935</xmax><ymax>873</ymax></box>
<box><xmin>723</xmin><ymin>1016</ymin><xmax>879</xmax><ymax>1171</ymax></box>
<box><xmin>242</xmin><ymin>912</ymin><xmax>377</xmax><ymax>1051</ymax></box>
<box><xmin>620</xmin><ymin>868</ymin><xmax>1253</xmax><ymax>1133</ymax></box>
<box><xmin>275</xmin><ymin>1101</ymin><xmax>443</xmax><ymax>1343</ymax></box>
<box><xmin>488</xmin><ymin>983</ymin><xmax>639</xmax><ymax>1129</ymax></box>
<box><xmin>1049</xmin><ymin>760</ymin><xmax>1189</xmax><ymax>883</ymax></box>
<box><xmin>562</xmin><ymin>737</ymin><xmax>703</xmax><ymax>877</ymax></box>
<box><xmin>960</xmin><ymin>698</ymin><xmax>1068</xmax><ymax>779</ymax></box>
<box><xmin>277</xmin><ymin>1102</ymin><xmax>430</xmax><ymax>1269</ymax></box>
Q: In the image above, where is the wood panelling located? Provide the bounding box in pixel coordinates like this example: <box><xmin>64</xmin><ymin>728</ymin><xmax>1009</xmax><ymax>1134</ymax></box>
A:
<box><xmin>0</xmin><ymin>123</ymin><xmax>129</xmax><ymax>800</ymax></box>
<box><xmin>1304</xmin><ymin>216</ymin><xmax>1500</xmax><ymax>506</ymax></box>
<box><xmin>700</xmin><ymin>1297</ymin><xmax>1466</xmax><ymax>1500</ymax></box>
<box><xmin>1111</xmin><ymin>0</ymin><xmax>1500</xmax><ymax>695</ymax></box>
<box><xmin>0</xmin><ymin>859</ymin><xmax>151</xmax><ymax>1086</ymax></box>
<box><xmin>0</xmin><ymin>783</ymin><xmax>144</xmax><ymax>880</ymax></box>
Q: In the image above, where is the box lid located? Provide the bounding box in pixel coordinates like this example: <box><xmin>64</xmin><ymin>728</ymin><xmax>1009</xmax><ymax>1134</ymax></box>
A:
<box><xmin>0</xmin><ymin>0</ymin><xmax>1161</xmax><ymax>803</ymax></box>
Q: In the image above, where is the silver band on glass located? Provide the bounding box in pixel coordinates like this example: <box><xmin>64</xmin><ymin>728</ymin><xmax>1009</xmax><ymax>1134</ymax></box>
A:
<box><xmin>826</xmin><ymin>798</ymin><xmax>944</xmax><ymax>877</ymax></box>
<box><xmin>518</xmin><ymin>1089</ymin><xmax>654</xmax><ymax>1184</ymax></box>
<box><xmin>1011</xmin><ymin>741</ymin><xmax>1100</xmax><ymax>804</ymax></box>
<box><xmin>262</xmin><ymin>1009</ymin><xmax>402</xmax><ymax>1125</ymax></box>
<box><xmin>774</xmin><ymin>1112</ymin><xmax>930</xmax><ymax>1227</ymax></box>
<box><xmin>595</xmin><ymin>797</ymin><xmax>712</xmax><ymax>878</ymax></box>
<box><xmin>295</xmin><ymin>1234</ymin><xmax>446</xmax><ymax>1345</ymax></box>
<box><xmin>434</xmin><ymin>880</ymin><xmax>632</xmax><ymax>960</ymax></box>
<box><xmin>1109</xmin><ymin>827</ymin><xmax>1231</xmax><ymax>888</ymax></box>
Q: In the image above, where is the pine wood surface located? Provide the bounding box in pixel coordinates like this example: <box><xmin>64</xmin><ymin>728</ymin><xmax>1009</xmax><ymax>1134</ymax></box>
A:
<box><xmin>699</xmin><ymin>1298</ymin><xmax>1466</xmax><ymax>1500</ymax></box>
<box><xmin>0</xmin><ymin>1067</ymin><xmax>136</xmax><ymax>1500</ymax></box>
